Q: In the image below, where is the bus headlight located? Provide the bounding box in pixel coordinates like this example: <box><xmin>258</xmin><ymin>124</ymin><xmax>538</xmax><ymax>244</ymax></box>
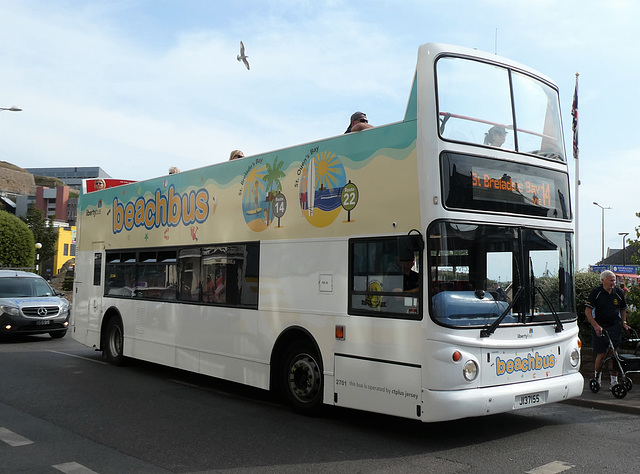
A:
<box><xmin>463</xmin><ymin>360</ymin><xmax>478</xmax><ymax>382</ymax></box>
<box><xmin>570</xmin><ymin>348</ymin><xmax>580</xmax><ymax>368</ymax></box>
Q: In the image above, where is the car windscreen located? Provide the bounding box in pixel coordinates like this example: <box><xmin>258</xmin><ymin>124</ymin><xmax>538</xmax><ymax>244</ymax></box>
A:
<box><xmin>0</xmin><ymin>277</ymin><xmax>53</xmax><ymax>298</ymax></box>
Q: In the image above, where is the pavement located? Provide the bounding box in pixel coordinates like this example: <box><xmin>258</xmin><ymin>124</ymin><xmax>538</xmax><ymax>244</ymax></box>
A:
<box><xmin>562</xmin><ymin>349</ymin><xmax>640</xmax><ymax>415</ymax></box>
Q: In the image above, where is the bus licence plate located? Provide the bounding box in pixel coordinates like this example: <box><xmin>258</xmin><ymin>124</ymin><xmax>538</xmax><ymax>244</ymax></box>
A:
<box><xmin>36</xmin><ymin>320</ymin><xmax>51</xmax><ymax>325</ymax></box>
<box><xmin>516</xmin><ymin>392</ymin><xmax>544</xmax><ymax>408</ymax></box>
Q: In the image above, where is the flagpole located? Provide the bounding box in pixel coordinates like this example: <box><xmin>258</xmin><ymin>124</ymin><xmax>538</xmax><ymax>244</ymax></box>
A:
<box><xmin>572</xmin><ymin>72</ymin><xmax>580</xmax><ymax>269</ymax></box>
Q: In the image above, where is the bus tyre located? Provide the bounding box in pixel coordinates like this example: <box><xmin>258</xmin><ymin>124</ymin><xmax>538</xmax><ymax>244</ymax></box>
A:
<box><xmin>104</xmin><ymin>318</ymin><xmax>125</xmax><ymax>365</ymax></box>
<box><xmin>281</xmin><ymin>342</ymin><xmax>323</xmax><ymax>416</ymax></box>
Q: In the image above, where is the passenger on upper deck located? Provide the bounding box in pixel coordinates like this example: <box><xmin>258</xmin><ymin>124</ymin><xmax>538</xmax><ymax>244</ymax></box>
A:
<box><xmin>345</xmin><ymin>111</ymin><xmax>374</xmax><ymax>133</ymax></box>
<box><xmin>169</xmin><ymin>166</ymin><xmax>180</xmax><ymax>174</ymax></box>
<box><xmin>229</xmin><ymin>150</ymin><xmax>244</xmax><ymax>160</ymax></box>
<box><xmin>484</xmin><ymin>125</ymin><xmax>507</xmax><ymax>147</ymax></box>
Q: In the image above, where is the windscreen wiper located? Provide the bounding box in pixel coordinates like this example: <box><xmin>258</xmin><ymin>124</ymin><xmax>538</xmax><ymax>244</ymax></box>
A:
<box><xmin>532</xmin><ymin>285</ymin><xmax>564</xmax><ymax>333</ymax></box>
<box><xmin>480</xmin><ymin>286</ymin><xmax>524</xmax><ymax>338</ymax></box>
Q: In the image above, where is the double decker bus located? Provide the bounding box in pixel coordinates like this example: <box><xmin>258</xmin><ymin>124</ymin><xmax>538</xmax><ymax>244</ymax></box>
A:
<box><xmin>72</xmin><ymin>43</ymin><xmax>582</xmax><ymax>422</ymax></box>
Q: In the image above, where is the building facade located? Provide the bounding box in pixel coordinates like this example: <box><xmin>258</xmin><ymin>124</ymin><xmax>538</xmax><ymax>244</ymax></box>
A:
<box><xmin>24</xmin><ymin>166</ymin><xmax>111</xmax><ymax>191</ymax></box>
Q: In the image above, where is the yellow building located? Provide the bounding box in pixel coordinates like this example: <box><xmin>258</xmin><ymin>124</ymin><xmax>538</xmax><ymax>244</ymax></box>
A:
<box><xmin>53</xmin><ymin>226</ymin><xmax>76</xmax><ymax>275</ymax></box>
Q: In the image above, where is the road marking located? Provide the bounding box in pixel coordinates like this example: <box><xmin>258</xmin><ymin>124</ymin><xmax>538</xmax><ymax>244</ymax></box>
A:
<box><xmin>527</xmin><ymin>460</ymin><xmax>575</xmax><ymax>474</ymax></box>
<box><xmin>53</xmin><ymin>462</ymin><xmax>99</xmax><ymax>473</ymax></box>
<box><xmin>47</xmin><ymin>350</ymin><xmax>108</xmax><ymax>364</ymax></box>
<box><xmin>0</xmin><ymin>427</ymin><xmax>33</xmax><ymax>446</ymax></box>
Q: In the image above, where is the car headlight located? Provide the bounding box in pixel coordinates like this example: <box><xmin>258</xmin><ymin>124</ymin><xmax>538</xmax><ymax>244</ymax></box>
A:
<box><xmin>463</xmin><ymin>360</ymin><xmax>479</xmax><ymax>382</ymax></box>
<box><xmin>0</xmin><ymin>304</ymin><xmax>20</xmax><ymax>317</ymax></box>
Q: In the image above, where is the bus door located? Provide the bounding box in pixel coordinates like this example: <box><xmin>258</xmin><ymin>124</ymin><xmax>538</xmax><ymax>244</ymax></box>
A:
<box><xmin>89</xmin><ymin>242</ymin><xmax>105</xmax><ymax>335</ymax></box>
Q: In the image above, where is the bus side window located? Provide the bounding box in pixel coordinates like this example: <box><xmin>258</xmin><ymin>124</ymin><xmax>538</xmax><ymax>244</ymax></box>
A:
<box><xmin>93</xmin><ymin>253</ymin><xmax>102</xmax><ymax>286</ymax></box>
<box><xmin>349</xmin><ymin>236</ymin><xmax>422</xmax><ymax>319</ymax></box>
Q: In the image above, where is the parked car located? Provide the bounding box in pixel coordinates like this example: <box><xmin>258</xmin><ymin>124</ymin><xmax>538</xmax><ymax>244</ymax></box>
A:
<box><xmin>0</xmin><ymin>270</ymin><xmax>70</xmax><ymax>339</ymax></box>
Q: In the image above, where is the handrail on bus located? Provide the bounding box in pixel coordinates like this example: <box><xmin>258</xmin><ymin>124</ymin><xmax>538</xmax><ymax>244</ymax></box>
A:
<box><xmin>438</xmin><ymin>111</ymin><xmax>556</xmax><ymax>141</ymax></box>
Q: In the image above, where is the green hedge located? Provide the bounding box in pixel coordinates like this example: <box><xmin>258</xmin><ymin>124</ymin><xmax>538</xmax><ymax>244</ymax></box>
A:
<box><xmin>62</xmin><ymin>276</ymin><xmax>74</xmax><ymax>291</ymax></box>
<box><xmin>0</xmin><ymin>210</ymin><xmax>35</xmax><ymax>268</ymax></box>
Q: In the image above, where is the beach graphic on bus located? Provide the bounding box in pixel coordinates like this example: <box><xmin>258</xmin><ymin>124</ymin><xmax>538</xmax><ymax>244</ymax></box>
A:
<box><xmin>241</xmin><ymin>156</ymin><xmax>286</xmax><ymax>232</ymax></box>
<box><xmin>299</xmin><ymin>150</ymin><xmax>347</xmax><ymax>228</ymax></box>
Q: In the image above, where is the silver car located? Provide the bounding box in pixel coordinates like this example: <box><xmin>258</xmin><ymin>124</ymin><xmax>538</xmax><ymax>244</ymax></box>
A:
<box><xmin>0</xmin><ymin>270</ymin><xmax>70</xmax><ymax>339</ymax></box>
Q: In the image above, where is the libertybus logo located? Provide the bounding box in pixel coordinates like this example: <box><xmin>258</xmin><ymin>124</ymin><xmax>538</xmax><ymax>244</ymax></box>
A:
<box><xmin>495</xmin><ymin>352</ymin><xmax>556</xmax><ymax>376</ymax></box>
<box><xmin>112</xmin><ymin>185</ymin><xmax>209</xmax><ymax>233</ymax></box>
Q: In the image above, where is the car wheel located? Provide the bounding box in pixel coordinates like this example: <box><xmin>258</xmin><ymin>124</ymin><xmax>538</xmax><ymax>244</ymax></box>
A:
<box><xmin>281</xmin><ymin>341</ymin><xmax>323</xmax><ymax>416</ymax></box>
<box><xmin>104</xmin><ymin>317</ymin><xmax>125</xmax><ymax>365</ymax></box>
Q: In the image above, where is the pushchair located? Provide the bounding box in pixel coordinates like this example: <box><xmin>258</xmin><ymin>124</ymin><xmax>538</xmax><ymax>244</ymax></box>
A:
<box><xmin>589</xmin><ymin>327</ymin><xmax>640</xmax><ymax>399</ymax></box>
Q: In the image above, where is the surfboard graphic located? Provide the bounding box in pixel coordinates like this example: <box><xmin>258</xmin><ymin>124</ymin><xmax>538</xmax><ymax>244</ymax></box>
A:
<box><xmin>307</xmin><ymin>157</ymin><xmax>315</xmax><ymax>217</ymax></box>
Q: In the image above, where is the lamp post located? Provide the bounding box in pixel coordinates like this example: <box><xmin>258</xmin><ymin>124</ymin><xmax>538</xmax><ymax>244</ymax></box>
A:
<box><xmin>0</xmin><ymin>106</ymin><xmax>22</xmax><ymax>112</ymax></box>
<box><xmin>593</xmin><ymin>202</ymin><xmax>611</xmax><ymax>263</ymax></box>
<box><xmin>35</xmin><ymin>243</ymin><xmax>42</xmax><ymax>275</ymax></box>
<box><xmin>619</xmin><ymin>232</ymin><xmax>629</xmax><ymax>266</ymax></box>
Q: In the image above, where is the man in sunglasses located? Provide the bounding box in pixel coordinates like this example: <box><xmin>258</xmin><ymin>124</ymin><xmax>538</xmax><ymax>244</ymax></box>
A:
<box><xmin>345</xmin><ymin>111</ymin><xmax>374</xmax><ymax>133</ymax></box>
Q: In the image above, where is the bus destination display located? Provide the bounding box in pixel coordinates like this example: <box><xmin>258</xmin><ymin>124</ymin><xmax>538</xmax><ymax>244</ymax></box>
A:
<box><xmin>472</xmin><ymin>167</ymin><xmax>553</xmax><ymax>208</ymax></box>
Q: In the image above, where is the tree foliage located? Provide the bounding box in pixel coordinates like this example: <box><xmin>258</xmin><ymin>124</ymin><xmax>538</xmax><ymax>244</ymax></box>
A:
<box><xmin>625</xmin><ymin>211</ymin><xmax>640</xmax><ymax>332</ymax></box>
<box><xmin>0</xmin><ymin>210</ymin><xmax>35</xmax><ymax>268</ymax></box>
<box><xmin>22</xmin><ymin>206</ymin><xmax>57</xmax><ymax>263</ymax></box>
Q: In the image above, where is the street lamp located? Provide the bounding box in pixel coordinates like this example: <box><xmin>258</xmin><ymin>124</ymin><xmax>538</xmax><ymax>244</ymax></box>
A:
<box><xmin>593</xmin><ymin>202</ymin><xmax>611</xmax><ymax>263</ymax></box>
<box><xmin>35</xmin><ymin>243</ymin><xmax>42</xmax><ymax>275</ymax></box>
<box><xmin>619</xmin><ymin>232</ymin><xmax>630</xmax><ymax>266</ymax></box>
<box><xmin>0</xmin><ymin>106</ymin><xmax>22</xmax><ymax>112</ymax></box>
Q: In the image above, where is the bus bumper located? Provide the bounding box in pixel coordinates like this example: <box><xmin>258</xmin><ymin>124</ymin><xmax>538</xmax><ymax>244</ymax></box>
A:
<box><xmin>421</xmin><ymin>372</ymin><xmax>583</xmax><ymax>422</ymax></box>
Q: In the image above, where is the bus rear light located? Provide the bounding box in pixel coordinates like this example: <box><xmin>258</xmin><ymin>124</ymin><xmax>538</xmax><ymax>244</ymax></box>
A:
<box><xmin>463</xmin><ymin>360</ymin><xmax>478</xmax><ymax>381</ymax></box>
<box><xmin>578</xmin><ymin>339</ymin><xmax>582</xmax><ymax>349</ymax></box>
<box><xmin>452</xmin><ymin>351</ymin><xmax>461</xmax><ymax>362</ymax></box>
<box><xmin>335</xmin><ymin>325</ymin><xmax>345</xmax><ymax>340</ymax></box>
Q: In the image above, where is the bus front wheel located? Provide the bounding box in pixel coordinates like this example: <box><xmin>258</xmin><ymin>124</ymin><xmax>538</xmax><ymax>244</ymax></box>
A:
<box><xmin>104</xmin><ymin>317</ymin><xmax>124</xmax><ymax>365</ymax></box>
<box><xmin>281</xmin><ymin>342</ymin><xmax>323</xmax><ymax>416</ymax></box>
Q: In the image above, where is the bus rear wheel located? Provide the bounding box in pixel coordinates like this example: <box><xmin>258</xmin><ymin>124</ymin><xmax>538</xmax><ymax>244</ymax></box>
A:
<box><xmin>104</xmin><ymin>317</ymin><xmax>124</xmax><ymax>365</ymax></box>
<box><xmin>281</xmin><ymin>342</ymin><xmax>323</xmax><ymax>416</ymax></box>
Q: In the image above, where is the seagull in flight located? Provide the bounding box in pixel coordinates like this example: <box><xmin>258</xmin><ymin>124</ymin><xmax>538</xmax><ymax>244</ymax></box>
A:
<box><xmin>237</xmin><ymin>41</ymin><xmax>250</xmax><ymax>70</ymax></box>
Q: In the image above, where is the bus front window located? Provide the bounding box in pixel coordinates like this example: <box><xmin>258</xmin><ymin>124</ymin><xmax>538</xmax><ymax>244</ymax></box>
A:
<box><xmin>437</xmin><ymin>58</ymin><xmax>514</xmax><ymax>150</ymax></box>
<box><xmin>512</xmin><ymin>72</ymin><xmax>565</xmax><ymax>161</ymax></box>
<box><xmin>436</xmin><ymin>56</ymin><xmax>565</xmax><ymax>162</ymax></box>
<box><xmin>525</xmin><ymin>229</ymin><xmax>573</xmax><ymax>322</ymax></box>
<box><xmin>429</xmin><ymin>222</ymin><xmax>575</xmax><ymax>328</ymax></box>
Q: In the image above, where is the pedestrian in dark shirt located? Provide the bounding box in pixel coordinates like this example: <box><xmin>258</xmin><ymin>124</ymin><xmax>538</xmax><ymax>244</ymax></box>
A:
<box><xmin>585</xmin><ymin>270</ymin><xmax>629</xmax><ymax>389</ymax></box>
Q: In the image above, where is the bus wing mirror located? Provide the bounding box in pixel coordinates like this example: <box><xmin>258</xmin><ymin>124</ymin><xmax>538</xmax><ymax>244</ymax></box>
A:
<box><xmin>397</xmin><ymin>234</ymin><xmax>424</xmax><ymax>261</ymax></box>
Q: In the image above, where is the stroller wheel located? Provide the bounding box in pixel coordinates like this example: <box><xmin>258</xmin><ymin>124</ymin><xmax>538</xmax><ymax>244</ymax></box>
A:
<box><xmin>624</xmin><ymin>378</ymin><xmax>633</xmax><ymax>392</ymax></box>
<box><xmin>589</xmin><ymin>378</ymin><xmax>600</xmax><ymax>393</ymax></box>
<box><xmin>611</xmin><ymin>383</ymin><xmax>628</xmax><ymax>399</ymax></box>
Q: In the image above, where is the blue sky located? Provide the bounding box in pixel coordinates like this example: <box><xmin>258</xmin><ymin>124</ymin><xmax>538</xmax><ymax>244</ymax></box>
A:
<box><xmin>1</xmin><ymin>0</ymin><xmax>638</xmax><ymax>270</ymax></box>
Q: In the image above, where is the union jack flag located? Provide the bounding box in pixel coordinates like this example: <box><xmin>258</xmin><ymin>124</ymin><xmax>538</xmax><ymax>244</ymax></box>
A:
<box><xmin>571</xmin><ymin>73</ymin><xmax>579</xmax><ymax>160</ymax></box>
